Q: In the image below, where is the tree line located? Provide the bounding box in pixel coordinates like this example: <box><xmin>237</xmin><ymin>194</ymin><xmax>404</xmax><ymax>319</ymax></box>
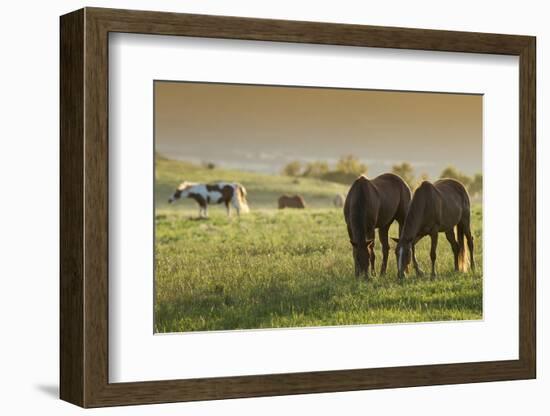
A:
<box><xmin>282</xmin><ymin>156</ymin><xmax>482</xmax><ymax>197</ymax></box>
<box><xmin>282</xmin><ymin>155</ymin><xmax>367</xmax><ymax>186</ymax></box>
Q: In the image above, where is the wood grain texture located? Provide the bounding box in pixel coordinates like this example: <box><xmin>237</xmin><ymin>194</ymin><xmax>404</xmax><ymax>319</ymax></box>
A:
<box><xmin>88</xmin><ymin>7</ymin><xmax>532</xmax><ymax>54</ymax></box>
<box><xmin>83</xmin><ymin>11</ymin><xmax>110</xmax><ymax>406</ymax></box>
<box><xmin>518</xmin><ymin>38</ymin><xmax>536</xmax><ymax>376</ymax></box>
<box><xmin>59</xmin><ymin>8</ymin><xmax>84</xmax><ymax>407</ymax></box>
<box><xmin>59</xmin><ymin>7</ymin><xmax>537</xmax><ymax>408</ymax></box>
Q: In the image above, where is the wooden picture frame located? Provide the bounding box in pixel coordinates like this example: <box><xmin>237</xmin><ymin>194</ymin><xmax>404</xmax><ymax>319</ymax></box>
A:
<box><xmin>60</xmin><ymin>7</ymin><xmax>536</xmax><ymax>408</ymax></box>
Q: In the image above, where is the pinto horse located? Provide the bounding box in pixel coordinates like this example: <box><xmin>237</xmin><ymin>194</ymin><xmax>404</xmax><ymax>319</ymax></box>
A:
<box><xmin>393</xmin><ymin>179</ymin><xmax>475</xmax><ymax>279</ymax></box>
<box><xmin>344</xmin><ymin>174</ymin><xmax>412</xmax><ymax>279</ymax></box>
<box><xmin>168</xmin><ymin>181</ymin><xmax>249</xmax><ymax>217</ymax></box>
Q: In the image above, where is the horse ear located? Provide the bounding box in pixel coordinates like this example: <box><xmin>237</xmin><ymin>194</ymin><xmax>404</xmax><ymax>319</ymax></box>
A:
<box><xmin>391</xmin><ymin>237</ymin><xmax>400</xmax><ymax>244</ymax></box>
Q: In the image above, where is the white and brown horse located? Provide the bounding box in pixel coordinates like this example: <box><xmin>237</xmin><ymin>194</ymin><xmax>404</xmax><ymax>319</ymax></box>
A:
<box><xmin>168</xmin><ymin>181</ymin><xmax>250</xmax><ymax>217</ymax></box>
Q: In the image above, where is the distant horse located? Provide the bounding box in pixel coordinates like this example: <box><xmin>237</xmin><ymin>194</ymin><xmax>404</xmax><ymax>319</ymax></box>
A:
<box><xmin>278</xmin><ymin>195</ymin><xmax>306</xmax><ymax>209</ymax></box>
<box><xmin>344</xmin><ymin>174</ymin><xmax>412</xmax><ymax>279</ymax></box>
<box><xmin>333</xmin><ymin>193</ymin><xmax>345</xmax><ymax>208</ymax></box>
<box><xmin>168</xmin><ymin>181</ymin><xmax>249</xmax><ymax>217</ymax></box>
<box><xmin>392</xmin><ymin>179</ymin><xmax>475</xmax><ymax>279</ymax></box>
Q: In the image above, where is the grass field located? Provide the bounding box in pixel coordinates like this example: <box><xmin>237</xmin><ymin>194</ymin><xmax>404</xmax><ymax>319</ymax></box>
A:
<box><xmin>155</xmin><ymin>156</ymin><xmax>483</xmax><ymax>333</ymax></box>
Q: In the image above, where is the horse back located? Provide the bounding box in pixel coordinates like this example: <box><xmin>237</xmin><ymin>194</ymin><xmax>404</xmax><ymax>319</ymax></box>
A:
<box><xmin>433</xmin><ymin>179</ymin><xmax>471</xmax><ymax>228</ymax></box>
<box><xmin>344</xmin><ymin>174</ymin><xmax>410</xmax><ymax>241</ymax></box>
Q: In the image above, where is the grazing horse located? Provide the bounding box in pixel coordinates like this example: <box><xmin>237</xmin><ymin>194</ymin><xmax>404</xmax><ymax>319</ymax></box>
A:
<box><xmin>168</xmin><ymin>181</ymin><xmax>249</xmax><ymax>217</ymax></box>
<box><xmin>278</xmin><ymin>195</ymin><xmax>306</xmax><ymax>209</ymax></box>
<box><xmin>344</xmin><ymin>174</ymin><xmax>411</xmax><ymax>279</ymax></box>
<box><xmin>393</xmin><ymin>179</ymin><xmax>475</xmax><ymax>279</ymax></box>
<box><xmin>333</xmin><ymin>193</ymin><xmax>345</xmax><ymax>208</ymax></box>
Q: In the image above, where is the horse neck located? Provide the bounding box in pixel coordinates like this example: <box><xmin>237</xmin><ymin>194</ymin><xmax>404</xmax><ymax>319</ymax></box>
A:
<box><xmin>401</xmin><ymin>191</ymin><xmax>426</xmax><ymax>242</ymax></box>
<box><xmin>180</xmin><ymin>185</ymin><xmax>198</xmax><ymax>198</ymax></box>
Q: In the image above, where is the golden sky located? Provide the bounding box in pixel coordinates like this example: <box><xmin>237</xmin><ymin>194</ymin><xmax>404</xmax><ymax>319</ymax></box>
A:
<box><xmin>155</xmin><ymin>81</ymin><xmax>482</xmax><ymax>178</ymax></box>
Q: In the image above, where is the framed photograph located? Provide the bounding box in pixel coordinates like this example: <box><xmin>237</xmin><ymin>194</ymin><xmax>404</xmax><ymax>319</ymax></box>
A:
<box><xmin>60</xmin><ymin>7</ymin><xmax>536</xmax><ymax>408</ymax></box>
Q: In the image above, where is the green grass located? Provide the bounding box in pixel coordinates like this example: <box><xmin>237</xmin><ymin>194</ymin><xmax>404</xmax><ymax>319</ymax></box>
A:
<box><xmin>155</xmin><ymin>157</ymin><xmax>483</xmax><ymax>333</ymax></box>
<box><xmin>156</xmin><ymin>157</ymin><xmax>349</xmax><ymax>210</ymax></box>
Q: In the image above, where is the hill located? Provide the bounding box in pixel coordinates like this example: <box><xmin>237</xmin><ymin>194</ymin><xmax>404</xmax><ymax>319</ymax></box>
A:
<box><xmin>155</xmin><ymin>157</ymin><xmax>349</xmax><ymax>211</ymax></box>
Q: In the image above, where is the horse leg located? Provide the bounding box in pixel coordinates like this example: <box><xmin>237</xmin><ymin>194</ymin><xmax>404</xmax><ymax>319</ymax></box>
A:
<box><xmin>231</xmin><ymin>197</ymin><xmax>242</xmax><ymax>217</ymax></box>
<box><xmin>367</xmin><ymin>230</ymin><xmax>376</xmax><ymax>276</ymax></box>
<box><xmin>464</xmin><ymin>225</ymin><xmax>475</xmax><ymax>272</ymax></box>
<box><xmin>445</xmin><ymin>229</ymin><xmax>460</xmax><ymax>271</ymax></box>
<box><xmin>457</xmin><ymin>224</ymin><xmax>467</xmax><ymax>272</ymax></box>
<box><xmin>411</xmin><ymin>244</ymin><xmax>424</xmax><ymax>276</ymax></box>
<box><xmin>225</xmin><ymin>201</ymin><xmax>231</xmax><ymax>217</ymax></box>
<box><xmin>408</xmin><ymin>235</ymin><xmax>424</xmax><ymax>276</ymax></box>
<box><xmin>368</xmin><ymin>244</ymin><xmax>376</xmax><ymax>277</ymax></box>
<box><xmin>379</xmin><ymin>225</ymin><xmax>390</xmax><ymax>276</ymax></box>
<box><xmin>430</xmin><ymin>232</ymin><xmax>438</xmax><ymax>278</ymax></box>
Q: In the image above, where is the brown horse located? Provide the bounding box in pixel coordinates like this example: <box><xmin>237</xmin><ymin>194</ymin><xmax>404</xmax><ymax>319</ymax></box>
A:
<box><xmin>393</xmin><ymin>179</ymin><xmax>475</xmax><ymax>279</ymax></box>
<box><xmin>278</xmin><ymin>195</ymin><xmax>306</xmax><ymax>209</ymax></box>
<box><xmin>344</xmin><ymin>174</ymin><xmax>412</xmax><ymax>279</ymax></box>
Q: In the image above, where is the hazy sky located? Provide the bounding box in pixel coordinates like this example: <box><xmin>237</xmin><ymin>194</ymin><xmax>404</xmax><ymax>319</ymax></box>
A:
<box><xmin>155</xmin><ymin>81</ymin><xmax>482</xmax><ymax>178</ymax></box>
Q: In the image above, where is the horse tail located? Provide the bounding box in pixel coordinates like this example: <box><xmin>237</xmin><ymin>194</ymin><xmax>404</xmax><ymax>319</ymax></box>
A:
<box><xmin>239</xmin><ymin>184</ymin><xmax>247</xmax><ymax>198</ymax></box>
<box><xmin>233</xmin><ymin>184</ymin><xmax>250</xmax><ymax>214</ymax></box>
<box><xmin>456</xmin><ymin>224</ymin><xmax>470</xmax><ymax>272</ymax></box>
